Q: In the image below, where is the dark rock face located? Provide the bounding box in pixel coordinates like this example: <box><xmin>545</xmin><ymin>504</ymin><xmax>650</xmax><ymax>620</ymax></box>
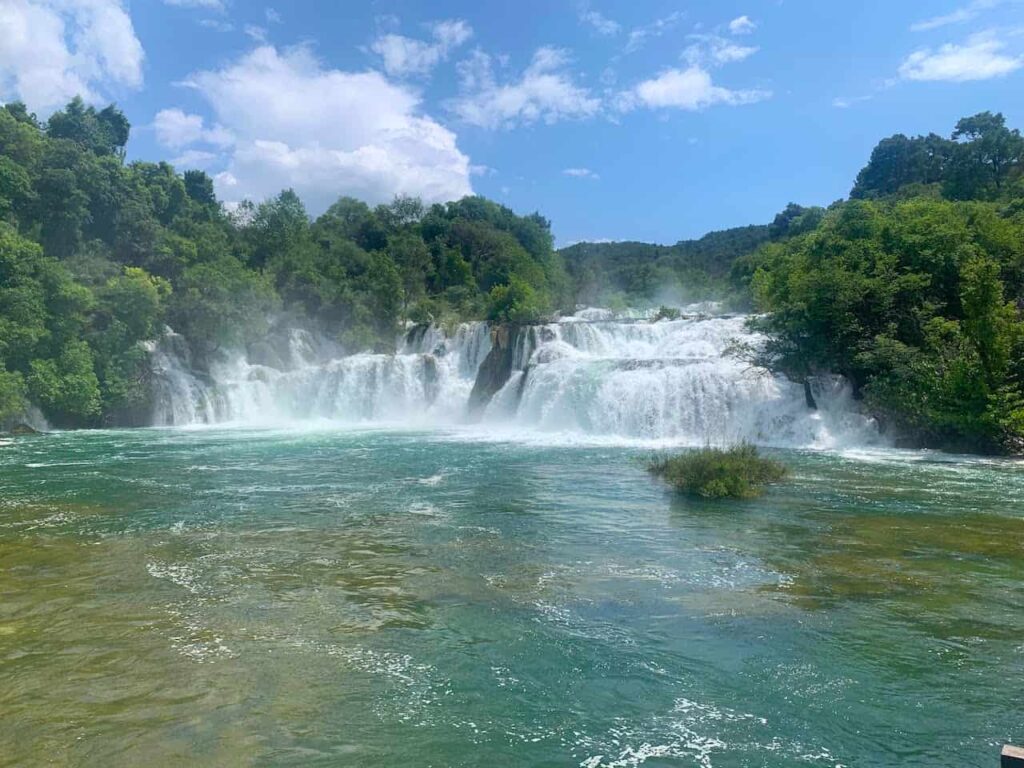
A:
<box><xmin>468</xmin><ymin>325</ymin><xmax>522</xmax><ymax>413</ymax></box>
<box><xmin>423</xmin><ymin>355</ymin><xmax>440</xmax><ymax>405</ymax></box>
<box><xmin>404</xmin><ymin>324</ymin><xmax>431</xmax><ymax>351</ymax></box>
<box><xmin>8</xmin><ymin>423</ymin><xmax>39</xmax><ymax>436</ymax></box>
<box><xmin>804</xmin><ymin>379</ymin><xmax>818</xmax><ymax>410</ymax></box>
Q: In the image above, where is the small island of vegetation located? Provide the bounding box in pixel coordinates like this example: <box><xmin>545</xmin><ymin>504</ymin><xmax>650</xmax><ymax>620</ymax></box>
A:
<box><xmin>648</xmin><ymin>444</ymin><xmax>789</xmax><ymax>499</ymax></box>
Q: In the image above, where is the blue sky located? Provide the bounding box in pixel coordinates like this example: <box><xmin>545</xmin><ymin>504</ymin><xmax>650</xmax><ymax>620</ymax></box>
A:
<box><xmin>2</xmin><ymin>1</ymin><xmax>1023</xmax><ymax>245</ymax></box>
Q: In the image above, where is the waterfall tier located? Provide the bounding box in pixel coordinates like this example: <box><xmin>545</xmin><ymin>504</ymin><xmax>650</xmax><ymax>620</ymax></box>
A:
<box><xmin>149</xmin><ymin>308</ymin><xmax>876</xmax><ymax>447</ymax></box>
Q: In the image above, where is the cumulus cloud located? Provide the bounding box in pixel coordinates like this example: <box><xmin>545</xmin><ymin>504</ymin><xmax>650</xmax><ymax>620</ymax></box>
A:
<box><xmin>171</xmin><ymin>149</ymin><xmax>218</xmax><ymax>168</ymax></box>
<box><xmin>563</xmin><ymin>167</ymin><xmax>599</xmax><ymax>180</ymax></box>
<box><xmin>153</xmin><ymin>108</ymin><xmax>234</xmax><ymax>149</ymax></box>
<box><xmin>451</xmin><ymin>47</ymin><xmax>601</xmax><ymax>129</ymax></box>
<box><xmin>370</xmin><ymin>19</ymin><xmax>472</xmax><ymax>78</ymax></box>
<box><xmin>619</xmin><ymin>27</ymin><xmax>768</xmax><ymax>113</ymax></box>
<box><xmin>0</xmin><ymin>0</ymin><xmax>144</xmax><ymax>114</ymax></box>
<box><xmin>898</xmin><ymin>32</ymin><xmax>1023</xmax><ymax>81</ymax></box>
<box><xmin>618</xmin><ymin>66</ymin><xmax>770</xmax><ymax>111</ymax></box>
<box><xmin>176</xmin><ymin>45</ymin><xmax>472</xmax><ymax>212</ymax></box>
<box><xmin>728</xmin><ymin>15</ymin><xmax>757</xmax><ymax>35</ymax></box>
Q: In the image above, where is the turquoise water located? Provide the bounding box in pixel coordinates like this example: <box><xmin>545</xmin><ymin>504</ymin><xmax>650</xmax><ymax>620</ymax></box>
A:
<box><xmin>2</xmin><ymin>427</ymin><xmax>1023</xmax><ymax>766</ymax></box>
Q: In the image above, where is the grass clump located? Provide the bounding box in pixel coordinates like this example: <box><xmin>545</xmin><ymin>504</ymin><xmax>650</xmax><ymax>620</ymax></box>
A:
<box><xmin>652</xmin><ymin>305</ymin><xmax>682</xmax><ymax>322</ymax></box>
<box><xmin>648</xmin><ymin>443</ymin><xmax>788</xmax><ymax>499</ymax></box>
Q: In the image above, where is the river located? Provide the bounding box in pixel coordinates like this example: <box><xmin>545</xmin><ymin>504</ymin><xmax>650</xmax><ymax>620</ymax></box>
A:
<box><xmin>1</xmin><ymin>309</ymin><xmax>1022</xmax><ymax>766</ymax></box>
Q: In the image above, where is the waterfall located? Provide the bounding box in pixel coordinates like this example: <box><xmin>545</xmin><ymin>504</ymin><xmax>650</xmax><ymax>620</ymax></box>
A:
<box><xmin>148</xmin><ymin>307</ymin><xmax>877</xmax><ymax>447</ymax></box>
<box><xmin>149</xmin><ymin>323</ymin><xmax>491</xmax><ymax>427</ymax></box>
<box><xmin>481</xmin><ymin>311</ymin><xmax>876</xmax><ymax>448</ymax></box>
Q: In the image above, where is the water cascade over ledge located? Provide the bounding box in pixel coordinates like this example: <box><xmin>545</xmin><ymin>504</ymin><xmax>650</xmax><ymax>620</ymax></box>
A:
<box><xmin>149</xmin><ymin>307</ymin><xmax>877</xmax><ymax>447</ymax></box>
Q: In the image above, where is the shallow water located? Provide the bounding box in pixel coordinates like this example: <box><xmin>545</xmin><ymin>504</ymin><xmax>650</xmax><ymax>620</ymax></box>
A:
<box><xmin>1</xmin><ymin>427</ymin><xmax>1023</xmax><ymax>767</ymax></box>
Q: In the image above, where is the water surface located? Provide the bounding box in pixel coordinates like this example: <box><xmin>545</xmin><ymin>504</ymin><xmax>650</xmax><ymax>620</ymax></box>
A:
<box><xmin>2</xmin><ymin>428</ymin><xmax>1023</xmax><ymax>766</ymax></box>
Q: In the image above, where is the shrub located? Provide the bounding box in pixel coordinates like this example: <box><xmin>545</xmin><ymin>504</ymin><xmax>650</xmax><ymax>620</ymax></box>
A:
<box><xmin>653</xmin><ymin>305</ymin><xmax>681</xmax><ymax>322</ymax></box>
<box><xmin>648</xmin><ymin>443</ymin><xmax>788</xmax><ymax>499</ymax></box>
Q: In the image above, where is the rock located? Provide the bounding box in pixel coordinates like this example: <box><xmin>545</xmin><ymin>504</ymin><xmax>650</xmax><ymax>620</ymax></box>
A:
<box><xmin>803</xmin><ymin>379</ymin><xmax>817</xmax><ymax>410</ymax></box>
<box><xmin>9</xmin><ymin>423</ymin><xmax>39</xmax><ymax>436</ymax></box>
<box><xmin>469</xmin><ymin>324</ymin><xmax>535</xmax><ymax>413</ymax></box>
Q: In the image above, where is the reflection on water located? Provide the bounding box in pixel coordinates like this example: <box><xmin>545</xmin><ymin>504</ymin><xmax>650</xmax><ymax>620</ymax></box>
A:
<box><xmin>1</xmin><ymin>429</ymin><xmax>1023</xmax><ymax>766</ymax></box>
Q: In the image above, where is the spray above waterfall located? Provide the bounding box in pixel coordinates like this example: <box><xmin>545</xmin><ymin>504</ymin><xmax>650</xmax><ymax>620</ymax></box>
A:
<box><xmin>149</xmin><ymin>306</ymin><xmax>878</xmax><ymax>448</ymax></box>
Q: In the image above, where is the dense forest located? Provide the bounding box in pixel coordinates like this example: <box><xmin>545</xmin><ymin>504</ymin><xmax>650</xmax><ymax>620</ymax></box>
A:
<box><xmin>3</xmin><ymin>97</ymin><xmax>1024</xmax><ymax>453</ymax></box>
<box><xmin>744</xmin><ymin>113</ymin><xmax>1024</xmax><ymax>453</ymax></box>
<box><xmin>0</xmin><ymin>98</ymin><xmax>569</xmax><ymax>428</ymax></box>
<box><xmin>560</xmin><ymin>224</ymin><xmax>773</xmax><ymax>305</ymax></box>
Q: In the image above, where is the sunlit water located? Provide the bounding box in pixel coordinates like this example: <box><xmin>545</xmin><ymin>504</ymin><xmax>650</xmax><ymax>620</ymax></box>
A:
<box><xmin>2</xmin><ymin>427</ymin><xmax>1023</xmax><ymax>766</ymax></box>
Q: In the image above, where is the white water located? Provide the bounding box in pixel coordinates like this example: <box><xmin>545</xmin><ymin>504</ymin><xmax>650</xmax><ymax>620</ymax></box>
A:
<box><xmin>150</xmin><ymin>324</ymin><xmax>491</xmax><ymax>427</ymax></box>
<box><xmin>149</xmin><ymin>307</ymin><xmax>878</xmax><ymax>448</ymax></box>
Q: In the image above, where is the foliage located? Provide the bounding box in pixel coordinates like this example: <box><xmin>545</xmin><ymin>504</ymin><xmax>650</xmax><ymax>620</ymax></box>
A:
<box><xmin>653</xmin><ymin>305</ymin><xmax>681</xmax><ymax>321</ymax></box>
<box><xmin>561</xmin><ymin>225</ymin><xmax>771</xmax><ymax>306</ymax></box>
<box><xmin>648</xmin><ymin>444</ymin><xmax>788</xmax><ymax>499</ymax></box>
<box><xmin>0</xmin><ymin>368</ymin><xmax>26</xmax><ymax>423</ymax></box>
<box><xmin>850</xmin><ymin>111</ymin><xmax>1024</xmax><ymax>202</ymax></box>
<box><xmin>486</xmin><ymin>274</ymin><xmax>546</xmax><ymax>323</ymax></box>
<box><xmin>0</xmin><ymin>99</ymin><xmax>569</xmax><ymax>427</ymax></box>
<box><xmin>748</xmin><ymin>196</ymin><xmax>1024</xmax><ymax>452</ymax></box>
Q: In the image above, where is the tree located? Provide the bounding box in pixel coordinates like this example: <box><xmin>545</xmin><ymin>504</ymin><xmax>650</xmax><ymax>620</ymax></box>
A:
<box><xmin>46</xmin><ymin>98</ymin><xmax>130</xmax><ymax>157</ymax></box>
<box><xmin>945</xmin><ymin>112</ymin><xmax>1024</xmax><ymax>199</ymax></box>
<box><xmin>183</xmin><ymin>170</ymin><xmax>217</xmax><ymax>207</ymax></box>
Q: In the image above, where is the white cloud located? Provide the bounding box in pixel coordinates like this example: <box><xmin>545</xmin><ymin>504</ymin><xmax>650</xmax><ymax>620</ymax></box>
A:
<box><xmin>625</xmin><ymin>12</ymin><xmax>684</xmax><ymax>53</ymax></box>
<box><xmin>728</xmin><ymin>15</ymin><xmax>757</xmax><ymax>35</ymax></box>
<box><xmin>153</xmin><ymin>108</ymin><xmax>234</xmax><ymax>149</ymax></box>
<box><xmin>898</xmin><ymin>33</ymin><xmax>1023</xmax><ymax>81</ymax></box>
<box><xmin>0</xmin><ymin>0</ymin><xmax>144</xmax><ymax>115</ymax></box>
<box><xmin>832</xmin><ymin>94</ymin><xmax>874</xmax><ymax>109</ymax></box>
<box><xmin>371</xmin><ymin>19</ymin><xmax>472</xmax><ymax>78</ymax></box>
<box><xmin>563</xmin><ymin>167</ymin><xmax>599</xmax><ymax>180</ymax></box>
<box><xmin>910</xmin><ymin>0</ymin><xmax>1005</xmax><ymax>31</ymax></box>
<box><xmin>265</xmin><ymin>7</ymin><xmax>281</xmax><ymax>24</ymax></box>
<box><xmin>163</xmin><ymin>0</ymin><xmax>225</xmax><ymax>10</ymax></box>
<box><xmin>199</xmin><ymin>18</ymin><xmax>233</xmax><ymax>31</ymax></box>
<box><xmin>180</xmin><ymin>45</ymin><xmax>472</xmax><ymax>212</ymax></box>
<box><xmin>172</xmin><ymin>149</ymin><xmax>218</xmax><ymax>168</ymax></box>
<box><xmin>619</xmin><ymin>66</ymin><xmax>770</xmax><ymax>111</ymax></box>
<box><xmin>245</xmin><ymin>24</ymin><xmax>268</xmax><ymax>42</ymax></box>
<box><xmin>579</xmin><ymin>7</ymin><xmax>620</xmax><ymax>36</ymax></box>
<box><xmin>685</xmin><ymin>35</ymin><xmax>758</xmax><ymax>66</ymax></box>
<box><xmin>451</xmin><ymin>47</ymin><xmax>601</xmax><ymax>129</ymax></box>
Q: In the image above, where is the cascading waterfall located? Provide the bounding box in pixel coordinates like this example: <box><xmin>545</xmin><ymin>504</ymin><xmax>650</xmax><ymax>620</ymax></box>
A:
<box><xmin>482</xmin><ymin>311</ymin><xmax>876</xmax><ymax>448</ymax></box>
<box><xmin>150</xmin><ymin>323</ymin><xmax>492</xmax><ymax>427</ymax></box>
<box><xmin>148</xmin><ymin>307</ymin><xmax>877</xmax><ymax>447</ymax></box>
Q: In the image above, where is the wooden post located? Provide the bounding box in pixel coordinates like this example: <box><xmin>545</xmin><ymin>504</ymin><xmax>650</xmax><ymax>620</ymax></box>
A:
<box><xmin>1003</xmin><ymin>745</ymin><xmax>1024</xmax><ymax>768</ymax></box>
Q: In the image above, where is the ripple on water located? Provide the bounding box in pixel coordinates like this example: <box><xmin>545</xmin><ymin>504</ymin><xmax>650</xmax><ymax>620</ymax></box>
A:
<box><xmin>575</xmin><ymin>697</ymin><xmax>843</xmax><ymax>768</ymax></box>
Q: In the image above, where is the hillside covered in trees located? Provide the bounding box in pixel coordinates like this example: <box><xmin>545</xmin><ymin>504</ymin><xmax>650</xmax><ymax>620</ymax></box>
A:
<box><xmin>745</xmin><ymin>112</ymin><xmax>1024</xmax><ymax>453</ymax></box>
<box><xmin>0</xmin><ymin>98</ymin><xmax>569</xmax><ymax>428</ymax></box>
<box><xmin>560</xmin><ymin>224</ymin><xmax>772</xmax><ymax>306</ymax></box>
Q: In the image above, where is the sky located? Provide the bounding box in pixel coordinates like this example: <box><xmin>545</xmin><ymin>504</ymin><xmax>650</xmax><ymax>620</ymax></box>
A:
<box><xmin>1</xmin><ymin>1</ymin><xmax>1023</xmax><ymax>246</ymax></box>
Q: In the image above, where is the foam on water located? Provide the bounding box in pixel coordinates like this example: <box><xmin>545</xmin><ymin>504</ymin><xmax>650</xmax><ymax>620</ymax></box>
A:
<box><xmin>149</xmin><ymin>307</ymin><xmax>878</xmax><ymax>448</ymax></box>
